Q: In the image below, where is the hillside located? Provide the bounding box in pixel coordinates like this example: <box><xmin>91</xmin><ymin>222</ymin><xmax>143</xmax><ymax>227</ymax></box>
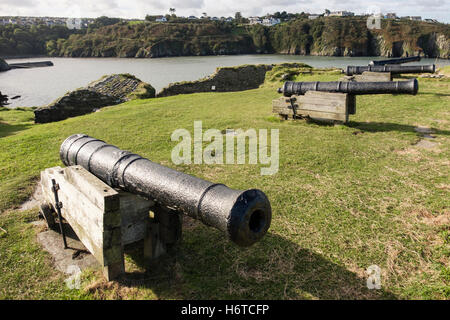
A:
<box><xmin>1</xmin><ymin>17</ymin><xmax>449</xmax><ymax>59</ymax></box>
<box><xmin>0</xmin><ymin>70</ymin><xmax>449</xmax><ymax>299</ymax></box>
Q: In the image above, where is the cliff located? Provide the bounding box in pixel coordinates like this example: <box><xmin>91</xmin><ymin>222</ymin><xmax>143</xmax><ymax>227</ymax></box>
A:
<box><xmin>2</xmin><ymin>17</ymin><xmax>449</xmax><ymax>59</ymax></box>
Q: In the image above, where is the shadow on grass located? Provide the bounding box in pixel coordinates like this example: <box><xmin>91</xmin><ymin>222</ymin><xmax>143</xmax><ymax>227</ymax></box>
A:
<box><xmin>418</xmin><ymin>91</ymin><xmax>450</xmax><ymax>97</ymax></box>
<box><xmin>347</xmin><ymin>121</ymin><xmax>450</xmax><ymax>136</ymax></box>
<box><xmin>0</xmin><ymin>121</ymin><xmax>33</xmax><ymax>138</ymax></box>
<box><xmin>116</xmin><ymin>230</ymin><xmax>397</xmax><ymax>300</ymax></box>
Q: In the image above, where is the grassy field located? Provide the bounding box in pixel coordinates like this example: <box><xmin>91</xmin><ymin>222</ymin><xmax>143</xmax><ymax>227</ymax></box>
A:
<box><xmin>0</xmin><ymin>70</ymin><xmax>449</xmax><ymax>299</ymax></box>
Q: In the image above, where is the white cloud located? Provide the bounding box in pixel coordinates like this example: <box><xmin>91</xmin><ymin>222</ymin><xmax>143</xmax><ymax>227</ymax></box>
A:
<box><xmin>0</xmin><ymin>0</ymin><xmax>448</xmax><ymax>22</ymax></box>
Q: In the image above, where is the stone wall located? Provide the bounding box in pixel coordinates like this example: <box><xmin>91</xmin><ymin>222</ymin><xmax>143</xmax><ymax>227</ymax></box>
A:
<box><xmin>0</xmin><ymin>91</ymin><xmax>8</xmax><ymax>106</ymax></box>
<box><xmin>157</xmin><ymin>64</ymin><xmax>273</xmax><ymax>97</ymax></box>
<box><xmin>34</xmin><ymin>74</ymin><xmax>155</xmax><ymax>124</ymax></box>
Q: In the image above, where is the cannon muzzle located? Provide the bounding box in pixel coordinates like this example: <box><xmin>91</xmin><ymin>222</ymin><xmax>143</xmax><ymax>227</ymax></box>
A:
<box><xmin>369</xmin><ymin>55</ymin><xmax>421</xmax><ymax>66</ymax></box>
<box><xmin>347</xmin><ymin>64</ymin><xmax>435</xmax><ymax>76</ymax></box>
<box><xmin>278</xmin><ymin>79</ymin><xmax>418</xmax><ymax>97</ymax></box>
<box><xmin>60</xmin><ymin>134</ymin><xmax>272</xmax><ymax>247</ymax></box>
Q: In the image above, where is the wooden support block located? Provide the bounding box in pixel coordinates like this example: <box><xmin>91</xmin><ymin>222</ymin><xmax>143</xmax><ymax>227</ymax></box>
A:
<box><xmin>357</xmin><ymin>71</ymin><xmax>392</xmax><ymax>82</ymax></box>
<box><xmin>144</xmin><ymin>204</ymin><xmax>182</xmax><ymax>268</ymax></box>
<box><xmin>40</xmin><ymin>166</ymin><xmax>124</xmax><ymax>281</ymax></box>
<box><xmin>119</xmin><ymin>191</ymin><xmax>154</xmax><ymax>245</ymax></box>
<box><xmin>40</xmin><ymin>165</ymin><xmax>184</xmax><ymax>279</ymax></box>
<box><xmin>273</xmin><ymin>91</ymin><xmax>353</xmax><ymax>123</ymax></box>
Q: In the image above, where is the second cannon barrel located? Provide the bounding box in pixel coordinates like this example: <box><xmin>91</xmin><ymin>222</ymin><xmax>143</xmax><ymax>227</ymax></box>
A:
<box><xmin>278</xmin><ymin>79</ymin><xmax>418</xmax><ymax>97</ymax></box>
<box><xmin>346</xmin><ymin>64</ymin><xmax>435</xmax><ymax>75</ymax></box>
<box><xmin>369</xmin><ymin>55</ymin><xmax>421</xmax><ymax>66</ymax></box>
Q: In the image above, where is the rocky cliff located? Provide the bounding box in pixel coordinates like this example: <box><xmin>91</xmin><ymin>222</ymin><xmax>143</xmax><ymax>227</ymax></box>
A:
<box><xmin>34</xmin><ymin>74</ymin><xmax>155</xmax><ymax>123</ymax></box>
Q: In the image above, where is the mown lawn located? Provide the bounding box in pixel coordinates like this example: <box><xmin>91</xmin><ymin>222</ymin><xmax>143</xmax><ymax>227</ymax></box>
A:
<box><xmin>0</xmin><ymin>71</ymin><xmax>448</xmax><ymax>299</ymax></box>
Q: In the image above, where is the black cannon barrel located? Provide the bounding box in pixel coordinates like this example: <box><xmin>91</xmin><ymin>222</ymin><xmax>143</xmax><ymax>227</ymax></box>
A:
<box><xmin>346</xmin><ymin>64</ymin><xmax>435</xmax><ymax>76</ymax></box>
<box><xmin>60</xmin><ymin>134</ymin><xmax>271</xmax><ymax>247</ymax></box>
<box><xmin>278</xmin><ymin>79</ymin><xmax>418</xmax><ymax>97</ymax></box>
<box><xmin>369</xmin><ymin>55</ymin><xmax>421</xmax><ymax>66</ymax></box>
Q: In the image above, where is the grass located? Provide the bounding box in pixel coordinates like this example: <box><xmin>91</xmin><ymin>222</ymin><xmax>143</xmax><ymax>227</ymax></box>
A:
<box><xmin>0</xmin><ymin>71</ymin><xmax>449</xmax><ymax>299</ymax></box>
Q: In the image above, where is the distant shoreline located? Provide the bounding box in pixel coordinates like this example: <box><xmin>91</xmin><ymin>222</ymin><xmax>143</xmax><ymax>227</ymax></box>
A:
<box><xmin>2</xmin><ymin>54</ymin><xmax>448</xmax><ymax>61</ymax></box>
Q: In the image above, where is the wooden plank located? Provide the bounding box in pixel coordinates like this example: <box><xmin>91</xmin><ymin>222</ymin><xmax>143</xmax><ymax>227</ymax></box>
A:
<box><xmin>64</xmin><ymin>166</ymin><xmax>120</xmax><ymax>213</ymax></box>
<box><xmin>296</xmin><ymin>110</ymin><xmax>347</xmax><ymax>122</ymax></box>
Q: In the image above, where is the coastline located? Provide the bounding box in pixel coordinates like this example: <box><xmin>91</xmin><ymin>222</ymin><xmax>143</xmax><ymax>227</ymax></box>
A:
<box><xmin>2</xmin><ymin>53</ymin><xmax>449</xmax><ymax>61</ymax></box>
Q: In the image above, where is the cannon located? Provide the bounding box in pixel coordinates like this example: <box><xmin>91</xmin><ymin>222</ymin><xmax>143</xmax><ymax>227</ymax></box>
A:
<box><xmin>278</xmin><ymin>79</ymin><xmax>418</xmax><ymax>97</ymax></box>
<box><xmin>369</xmin><ymin>55</ymin><xmax>421</xmax><ymax>66</ymax></box>
<box><xmin>346</xmin><ymin>64</ymin><xmax>435</xmax><ymax>76</ymax></box>
<box><xmin>59</xmin><ymin>134</ymin><xmax>272</xmax><ymax>247</ymax></box>
<box><xmin>273</xmin><ymin>79</ymin><xmax>419</xmax><ymax>123</ymax></box>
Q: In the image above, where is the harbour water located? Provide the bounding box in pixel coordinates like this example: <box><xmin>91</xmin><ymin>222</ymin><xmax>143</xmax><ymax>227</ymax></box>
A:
<box><xmin>1</xmin><ymin>55</ymin><xmax>448</xmax><ymax>108</ymax></box>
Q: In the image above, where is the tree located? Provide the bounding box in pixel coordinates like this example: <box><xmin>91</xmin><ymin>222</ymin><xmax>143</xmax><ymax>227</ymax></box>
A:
<box><xmin>324</xmin><ymin>9</ymin><xmax>330</xmax><ymax>15</ymax></box>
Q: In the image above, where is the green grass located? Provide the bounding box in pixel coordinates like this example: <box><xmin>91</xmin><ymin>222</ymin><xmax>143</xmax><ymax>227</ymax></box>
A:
<box><xmin>0</xmin><ymin>72</ymin><xmax>449</xmax><ymax>299</ymax></box>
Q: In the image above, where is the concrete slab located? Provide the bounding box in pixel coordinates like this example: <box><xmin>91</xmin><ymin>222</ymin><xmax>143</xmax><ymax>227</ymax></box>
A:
<box><xmin>36</xmin><ymin>223</ymin><xmax>99</xmax><ymax>274</ymax></box>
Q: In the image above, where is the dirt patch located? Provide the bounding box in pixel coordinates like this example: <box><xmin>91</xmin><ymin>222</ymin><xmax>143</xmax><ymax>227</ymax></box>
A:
<box><xmin>19</xmin><ymin>184</ymin><xmax>42</xmax><ymax>211</ymax></box>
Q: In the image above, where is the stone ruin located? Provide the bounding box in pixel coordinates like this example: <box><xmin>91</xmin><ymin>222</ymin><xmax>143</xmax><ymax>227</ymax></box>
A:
<box><xmin>34</xmin><ymin>74</ymin><xmax>155</xmax><ymax>124</ymax></box>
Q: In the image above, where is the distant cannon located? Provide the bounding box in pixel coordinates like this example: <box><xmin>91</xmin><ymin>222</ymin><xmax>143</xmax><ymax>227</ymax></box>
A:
<box><xmin>273</xmin><ymin>79</ymin><xmax>419</xmax><ymax>123</ymax></box>
<box><xmin>60</xmin><ymin>134</ymin><xmax>272</xmax><ymax>247</ymax></box>
<box><xmin>278</xmin><ymin>79</ymin><xmax>418</xmax><ymax>97</ymax></box>
<box><xmin>369</xmin><ymin>56</ymin><xmax>421</xmax><ymax>66</ymax></box>
<box><xmin>346</xmin><ymin>64</ymin><xmax>435</xmax><ymax>76</ymax></box>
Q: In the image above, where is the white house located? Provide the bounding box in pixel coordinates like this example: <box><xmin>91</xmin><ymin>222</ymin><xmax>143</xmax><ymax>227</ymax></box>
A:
<box><xmin>66</xmin><ymin>18</ymin><xmax>82</xmax><ymax>30</ymax></box>
<box><xmin>155</xmin><ymin>16</ymin><xmax>167</xmax><ymax>22</ymax></box>
<box><xmin>249</xmin><ymin>16</ymin><xmax>262</xmax><ymax>24</ymax></box>
<box><xmin>308</xmin><ymin>14</ymin><xmax>320</xmax><ymax>20</ymax></box>
<box><xmin>262</xmin><ymin>17</ymin><xmax>280</xmax><ymax>26</ymax></box>
<box><xmin>326</xmin><ymin>11</ymin><xmax>354</xmax><ymax>17</ymax></box>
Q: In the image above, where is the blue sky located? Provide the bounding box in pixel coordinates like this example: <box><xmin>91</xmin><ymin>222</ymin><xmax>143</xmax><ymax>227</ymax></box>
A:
<box><xmin>1</xmin><ymin>0</ymin><xmax>449</xmax><ymax>23</ymax></box>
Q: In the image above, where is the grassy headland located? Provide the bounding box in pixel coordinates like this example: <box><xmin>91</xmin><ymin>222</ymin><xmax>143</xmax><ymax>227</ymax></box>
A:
<box><xmin>0</xmin><ymin>70</ymin><xmax>449</xmax><ymax>299</ymax></box>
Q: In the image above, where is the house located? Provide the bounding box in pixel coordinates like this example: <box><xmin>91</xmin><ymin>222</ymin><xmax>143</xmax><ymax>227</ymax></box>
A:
<box><xmin>210</xmin><ymin>17</ymin><xmax>219</xmax><ymax>21</ymax></box>
<box><xmin>155</xmin><ymin>16</ymin><xmax>167</xmax><ymax>22</ymax></box>
<box><xmin>225</xmin><ymin>17</ymin><xmax>233</xmax><ymax>22</ymax></box>
<box><xmin>326</xmin><ymin>11</ymin><xmax>354</xmax><ymax>17</ymax></box>
<box><xmin>308</xmin><ymin>14</ymin><xmax>320</xmax><ymax>20</ymax></box>
<box><xmin>262</xmin><ymin>17</ymin><xmax>281</xmax><ymax>26</ymax></box>
<box><xmin>188</xmin><ymin>16</ymin><xmax>197</xmax><ymax>20</ymax></box>
<box><xmin>385</xmin><ymin>13</ymin><xmax>397</xmax><ymax>19</ymax></box>
<box><xmin>409</xmin><ymin>16</ymin><xmax>422</xmax><ymax>21</ymax></box>
<box><xmin>249</xmin><ymin>16</ymin><xmax>262</xmax><ymax>24</ymax></box>
<box><xmin>66</xmin><ymin>18</ymin><xmax>82</xmax><ymax>30</ymax></box>
<box><xmin>424</xmin><ymin>18</ymin><xmax>437</xmax><ymax>23</ymax></box>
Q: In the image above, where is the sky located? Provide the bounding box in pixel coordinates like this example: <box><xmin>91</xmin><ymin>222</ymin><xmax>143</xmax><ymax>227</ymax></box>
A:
<box><xmin>0</xmin><ymin>0</ymin><xmax>449</xmax><ymax>23</ymax></box>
